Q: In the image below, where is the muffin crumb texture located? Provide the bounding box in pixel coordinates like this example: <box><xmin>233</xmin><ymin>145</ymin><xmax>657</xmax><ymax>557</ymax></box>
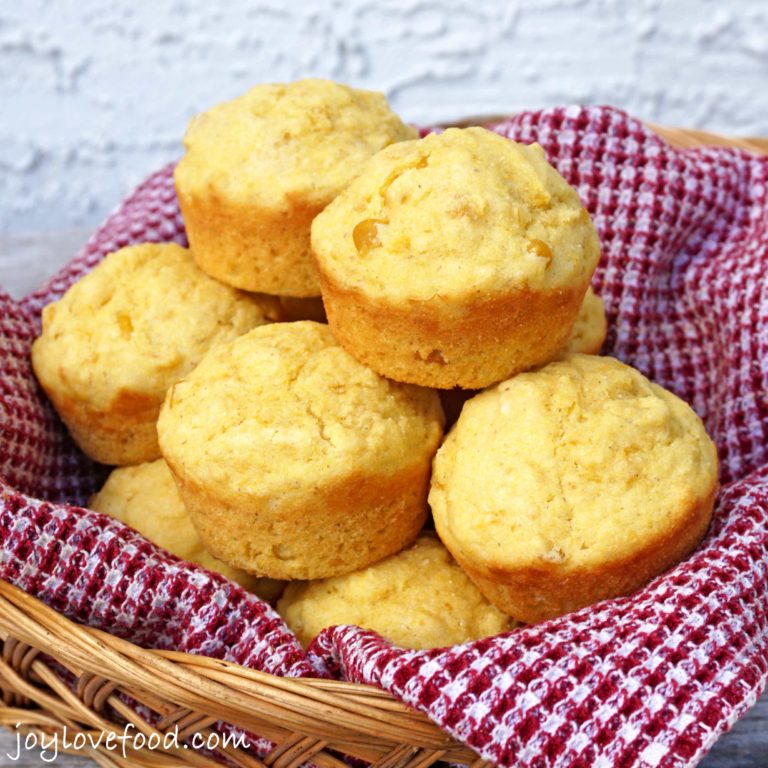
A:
<box><xmin>312</xmin><ymin>127</ymin><xmax>600</xmax><ymax>301</ymax></box>
<box><xmin>178</xmin><ymin>79</ymin><xmax>417</xmax><ymax>209</ymax></box>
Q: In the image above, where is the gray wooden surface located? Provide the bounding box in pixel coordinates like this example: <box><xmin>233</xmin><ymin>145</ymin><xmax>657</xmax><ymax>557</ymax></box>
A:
<box><xmin>0</xmin><ymin>230</ymin><xmax>765</xmax><ymax>767</ymax></box>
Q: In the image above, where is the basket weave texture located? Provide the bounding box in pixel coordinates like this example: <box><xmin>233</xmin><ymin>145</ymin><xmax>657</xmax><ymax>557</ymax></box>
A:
<box><xmin>0</xmin><ymin>106</ymin><xmax>767</xmax><ymax>768</ymax></box>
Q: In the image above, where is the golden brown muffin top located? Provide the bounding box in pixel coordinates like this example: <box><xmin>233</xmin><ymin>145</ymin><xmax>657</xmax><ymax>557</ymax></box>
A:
<box><xmin>90</xmin><ymin>459</ymin><xmax>283</xmax><ymax>601</ymax></box>
<box><xmin>158</xmin><ymin>321</ymin><xmax>444</xmax><ymax>497</ymax></box>
<box><xmin>311</xmin><ymin>127</ymin><xmax>600</xmax><ymax>301</ymax></box>
<box><xmin>278</xmin><ymin>534</ymin><xmax>515</xmax><ymax>649</ymax></box>
<box><xmin>175</xmin><ymin>78</ymin><xmax>417</xmax><ymax>210</ymax></box>
<box><xmin>430</xmin><ymin>354</ymin><xmax>718</xmax><ymax>573</ymax></box>
<box><xmin>31</xmin><ymin>243</ymin><xmax>275</xmax><ymax>411</ymax></box>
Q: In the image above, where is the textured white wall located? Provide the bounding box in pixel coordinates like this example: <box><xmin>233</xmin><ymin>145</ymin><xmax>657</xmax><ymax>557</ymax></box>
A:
<box><xmin>2</xmin><ymin>0</ymin><xmax>767</xmax><ymax>233</ymax></box>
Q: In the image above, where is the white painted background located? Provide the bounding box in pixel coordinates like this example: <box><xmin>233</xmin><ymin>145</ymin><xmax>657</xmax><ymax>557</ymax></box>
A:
<box><xmin>2</xmin><ymin>0</ymin><xmax>768</xmax><ymax>233</ymax></box>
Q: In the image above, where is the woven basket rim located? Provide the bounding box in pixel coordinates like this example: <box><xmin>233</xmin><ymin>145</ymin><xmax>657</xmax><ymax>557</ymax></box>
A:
<box><xmin>1</xmin><ymin>118</ymin><xmax>766</xmax><ymax>768</ymax></box>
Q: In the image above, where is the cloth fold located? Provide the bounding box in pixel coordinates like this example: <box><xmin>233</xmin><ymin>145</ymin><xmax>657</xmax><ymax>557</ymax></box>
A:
<box><xmin>1</xmin><ymin>106</ymin><xmax>767</xmax><ymax>768</ymax></box>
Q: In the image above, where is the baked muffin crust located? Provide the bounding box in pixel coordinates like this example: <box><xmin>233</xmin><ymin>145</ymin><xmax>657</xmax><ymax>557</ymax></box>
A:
<box><xmin>312</xmin><ymin>128</ymin><xmax>601</xmax><ymax>387</ymax></box>
<box><xmin>430</xmin><ymin>354</ymin><xmax>718</xmax><ymax>623</ymax></box>
<box><xmin>158</xmin><ymin>321</ymin><xmax>444</xmax><ymax>580</ymax></box>
<box><xmin>562</xmin><ymin>286</ymin><xmax>607</xmax><ymax>355</ymax></box>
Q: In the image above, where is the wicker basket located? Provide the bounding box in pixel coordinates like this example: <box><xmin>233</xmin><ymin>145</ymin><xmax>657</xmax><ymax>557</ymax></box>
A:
<box><xmin>1</xmin><ymin>121</ymin><xmax>766</xmax><ymax>768</ymax></box>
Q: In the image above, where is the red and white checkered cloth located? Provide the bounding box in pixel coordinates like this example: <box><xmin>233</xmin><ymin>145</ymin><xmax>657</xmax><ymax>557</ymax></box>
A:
<box><xmin>1</xmin><ymin>106</ymin><xmax>767</xmax><ymax>767</ymax></box>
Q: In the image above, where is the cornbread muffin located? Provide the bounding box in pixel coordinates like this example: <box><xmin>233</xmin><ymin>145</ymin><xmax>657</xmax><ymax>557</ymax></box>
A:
<box><xmin>311</xmin><ymin>127</ymin><xmax>601</xmax><ymax>388</ymax></box>
<box><xmin>158</xmin><ymin>321</ymin><xmax>444</xmax><ymax>580</ymax></box>
<box><xmin>430</xmin><ymin>354</ymin><xmax>718</xmax><ymax>624</ymax></box>
<box><xmin>563</xmin><ymin>286</ymin><xmax>607</xmax><ymax>355</ymax></box>
<box><xmin>278</xmin><ymin>534</ymin><xmax>515</xmax><ymax>649</ymax></box>
<box><xmin>31</xmin><ymin>243</ymin><xmax>277</xmax><ymax>466</ymax></box>
<box><xmin>90</xmin><ymin>460</ymin><xmax>284</xmax><ymax>602</ymax></box>
<box><xmin>175</xmin><ymin>79</ymin><xmax>417</xmax><ymax>297</ymax></box>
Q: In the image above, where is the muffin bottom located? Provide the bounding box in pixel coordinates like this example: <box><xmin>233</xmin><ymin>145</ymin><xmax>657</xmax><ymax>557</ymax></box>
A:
<box><xmin>178</xmin><ymin>189</ymin><xmax>322</xmax><ymax>298</ymax></box>
<box><xmin>166</xmin><ymin>457</ymin><xmax>431</xmax><ymax>581</ymax></box>
<box><xmin>319</xmin><ymin>272</ymin><xmax>588</xmax><ymax>389</ymax></box>
<box><xmin>46</xmin><ymin>387</ymin><xmax>161</xmax><ymax>466</ymax></box>
<box><xmin>437</xmin><ymin>486</ymin><xmax>717</xmax><ymax>624</ymax></box>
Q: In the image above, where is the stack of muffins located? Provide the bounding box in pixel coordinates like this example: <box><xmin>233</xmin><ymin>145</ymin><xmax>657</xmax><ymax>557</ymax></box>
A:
<box><xmin>31</xmin><ymin>79</ymin><xmax>719</xmax><ymax>650</ymax></box>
